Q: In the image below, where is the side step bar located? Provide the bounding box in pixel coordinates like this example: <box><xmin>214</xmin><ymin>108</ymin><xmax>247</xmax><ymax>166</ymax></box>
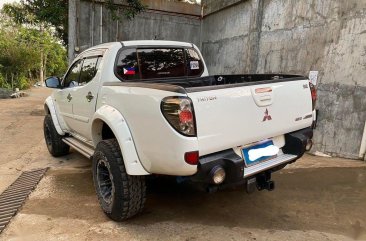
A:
<box><xmin>62</xmin><ymin>137</ymin><xmax>94</xmax><ymax>159</ymax></box>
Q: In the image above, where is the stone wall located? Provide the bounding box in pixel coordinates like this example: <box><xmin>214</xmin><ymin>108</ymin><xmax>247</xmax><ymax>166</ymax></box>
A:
<box><xmin>201</xmin><ymin>0</ymin><xmax>366</xmax><ymax>159</ymax></box>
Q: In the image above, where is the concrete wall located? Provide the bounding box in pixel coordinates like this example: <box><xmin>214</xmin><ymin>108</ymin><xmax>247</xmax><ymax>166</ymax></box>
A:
<box><xmin>70</xmin><ymin>0</ymin><xmax>366</xmax><ymax>159</ymax></box>
<box><xmin>201</xmin><ymin>0</ymin><xmax>261</xmax><ymax>74</ymax></box>
<box><xmin>68</xmin><ymin>0</ymin><xmax>201</xmax><ymax>61</ymax></box>
<box><xmin>201</xmin><ymin>0</ymin><xmax>366</xmax><ymax>159</ymax></box>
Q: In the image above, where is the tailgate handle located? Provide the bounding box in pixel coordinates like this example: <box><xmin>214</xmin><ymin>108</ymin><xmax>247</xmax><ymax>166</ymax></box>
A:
<box><xmin>259</xmin><ymin>95</ymin><xmax>271</xmax><ymax>101</ymax></box>
<box><xmin>255</xmin><ymin>87</ymin><xmax>272</xmax><ymax>94</ymax></box>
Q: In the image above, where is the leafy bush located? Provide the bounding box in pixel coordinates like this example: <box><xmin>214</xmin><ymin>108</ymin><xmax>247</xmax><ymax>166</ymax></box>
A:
<box><xmin>18</xmin><ymin>75</ymin><xmax>30</xmax><ymax>90</ymax></box>
<box><xmin>0</xmin><ymin>73</ymin><xmax>8</xmax><ymax>89</ymax></box>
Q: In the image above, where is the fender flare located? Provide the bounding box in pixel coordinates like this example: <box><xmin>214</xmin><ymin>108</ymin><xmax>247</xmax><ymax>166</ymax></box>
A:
<box><xmin>91</xmin><ymin>105</ymin><xmax>150</xmax><ymax>176</ymax></box>
<box><xmin>44</xmin><ymin>96</ymin><xmax>65</xmax><ymax>135</ymax></box>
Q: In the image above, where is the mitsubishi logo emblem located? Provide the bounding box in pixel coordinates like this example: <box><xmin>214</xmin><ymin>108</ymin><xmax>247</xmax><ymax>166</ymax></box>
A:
<box><xmin>262</xmin><ymin>108</ymin><xmax>272</xmax><ymax>122</ymax></box>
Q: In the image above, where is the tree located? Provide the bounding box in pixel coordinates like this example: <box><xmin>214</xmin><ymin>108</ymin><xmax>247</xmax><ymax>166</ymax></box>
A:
<box><xmin>0</xmin><ymin>11</ymin><xmax>67</xmax><ymax>89</ymax></box>
<box><xmin>46</xmin><ymin>42</ymin><xmax>68</xmax><ymax>77</ymax></box>
<box><xmin>106</xmin><ymin>0</ymin><xmax>146</xmax><ymax>21</ymax></box>
<box><xmin>3</xmin><ymin>0</ymin><xmax>146</xmax><ymax>46</ymax></box>
<box><xmin>1</xmin><ymin>0</ymin><xmax>145</xmax><ymax>89</ymax></box>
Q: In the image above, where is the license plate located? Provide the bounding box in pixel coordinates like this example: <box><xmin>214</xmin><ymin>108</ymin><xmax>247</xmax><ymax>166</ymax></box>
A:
<box><xmin>242</xmin><ymin>140</ymin><xmax>278</xmax><ymax>167</ymax></box>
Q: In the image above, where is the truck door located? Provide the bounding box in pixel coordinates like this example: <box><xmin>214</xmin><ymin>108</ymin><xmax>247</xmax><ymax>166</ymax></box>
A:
<box><xmin>69</xmin><ymin>55</ymin><xmax>103</xmax><ymax>140</ymax></box>
<box><xmin>53</xmin><ymin>59</ymin><xmax>83</xmax><ymax>131</ymax></box>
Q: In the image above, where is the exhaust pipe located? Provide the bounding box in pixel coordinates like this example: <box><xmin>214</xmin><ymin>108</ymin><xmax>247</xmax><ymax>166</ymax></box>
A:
<box><xmin>306</xmin><ymin>139</ymin><xmax>313</xmax><ymax>151</ymax></box>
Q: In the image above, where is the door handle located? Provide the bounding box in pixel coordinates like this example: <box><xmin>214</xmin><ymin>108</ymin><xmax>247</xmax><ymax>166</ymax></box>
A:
<box><xmin>255</xmin><ymin>87</ymin><xmax>272</xmax><ymax>94</ymax></box>
<box><xmin>67</xmin><ymin>93</ymin><xmax>72</xmax><ymax>102</ymax></box>
<box><xmin>86</xmin><ymin>92</ymin><xmax>94</xmax><ymax>102</ymax></box>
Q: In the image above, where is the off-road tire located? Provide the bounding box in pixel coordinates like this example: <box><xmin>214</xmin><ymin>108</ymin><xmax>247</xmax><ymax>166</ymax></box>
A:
<box><xmin>43</xmin><ymin>114</ymin><xmax>70</xmax><ymax>157</ymax></box>
<box><xmin>92</xmin><ymin>139</ymin><xmax>146</xmax><ymax>221</ymax></box>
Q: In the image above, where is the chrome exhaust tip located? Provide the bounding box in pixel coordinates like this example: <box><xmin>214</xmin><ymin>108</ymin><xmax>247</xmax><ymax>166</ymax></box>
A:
<box><xmin>210</xmin><ymin>166</ymin><xmax>226</xmax><ymax>185</ymax></box>
<box><xmin>306</xmin><ymin>139</ymin><xmax>313</xmax><ymax>151</ymax></box>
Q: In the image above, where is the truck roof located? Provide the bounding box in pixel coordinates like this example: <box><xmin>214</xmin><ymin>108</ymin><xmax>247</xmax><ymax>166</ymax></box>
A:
<box><xmin>87</xmin><ymin>40</ymin><xmax>194</xmax><ymax>50</ymax></box>
<box><xmin>75</xmin><ymin>40</ymin><xmax>197</xmax><ymax>64</ymax></box>
<box><xmin>122</xmin><ymin>40</ymin><xmax>194</xmax><ymax>47</ymax></box>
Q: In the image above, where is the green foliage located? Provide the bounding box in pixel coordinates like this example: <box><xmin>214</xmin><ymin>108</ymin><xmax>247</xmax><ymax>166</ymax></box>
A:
<box><xmin>3</xmin><ymin>0</ymin><xmax>68</xmax><ymax>45</ymax></box>
<box><xmin>0</xmin><ymin>8</ymin><xmax>67</xmax><ymax>90</ymax></box>
<box><xmin>18</xmin><ymin>75</ymin><xmax>30</xmax><ymax>90</ymax></box>
<box><xmin>0</xmin><ymin>72</ymin><xmax>9</xmax><ymax>89</ymax></box>
<box><xmin>4</xmin><ymin>0</ymin><xmax>145</xmax><ymax>46</ymax></box>
<box><xmin>2</xmin><ymin>3</ymin><xmax>30</xmax><ymax>24</ymax></box>
<box><xmin>0</xmin><ymin>0</ymin><xmax>145</xmax><ymax>90</ymax></box>
<box><xmin>106</xmin><ymin>0</ymin><xmax>146</xmax><ymax>21</ymax></box>
<box><xmin>46</xmin><ymin>42</ymin><xmax>68</xmax><ymax>77</ymax></box>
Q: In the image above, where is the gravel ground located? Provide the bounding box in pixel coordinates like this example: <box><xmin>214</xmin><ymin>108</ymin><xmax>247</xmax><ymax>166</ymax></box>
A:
<box><xmin>0</xmin><ymin>87</ymin><xmax>365</xmax><ymax>241</ymax></box>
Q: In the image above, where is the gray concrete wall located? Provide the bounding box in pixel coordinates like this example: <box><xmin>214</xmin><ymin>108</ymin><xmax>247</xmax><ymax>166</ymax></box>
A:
<box><xmin>69</xmin><ymin>0</ymin><xmax>201</xmax><ymax>60</ymax></box>
<box><xmin>70</xmin><ymin>0</ymin><xmax>366</xmax><ymax>159</ymax></box>
<box><xmin>201</xmin><ymin>0</ymin><xmax>262</xmax><ymax>74</ymax></box>
<box><xmin>201</xmin><ymin>0</ymin><xmax>366</xmax><ymax>159</ymax></box>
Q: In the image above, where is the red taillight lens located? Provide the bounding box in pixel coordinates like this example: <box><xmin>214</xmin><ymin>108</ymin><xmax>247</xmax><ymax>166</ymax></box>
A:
<box><xmin>309</xmin><ymin>83</ymin><xmax>317</xmax><ymax>110</ymax></box>
<box><xmin>161</xmin><ymin>97</ymin><xmax>196</xmax><ymax>136</ymax></box>
<box><xmin>184</xmin><ymin>151</ymin><xmax>199</xmax><ymax>165</ymax></box>
<box><xmin>179</xmin><ymin>110</ymin><xmax>193</xmax><ymax>123</ymax></box>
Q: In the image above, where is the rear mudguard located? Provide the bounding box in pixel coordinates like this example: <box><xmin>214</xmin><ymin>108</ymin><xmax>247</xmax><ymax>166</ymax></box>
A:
<box><xmin>91</xmin><ymin>105</ymin><xmax>150</xmax><ymax>176</ymax></box>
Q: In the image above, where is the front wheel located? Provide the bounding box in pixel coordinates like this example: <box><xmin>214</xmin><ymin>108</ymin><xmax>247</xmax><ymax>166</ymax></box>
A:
<box><xmin>92</xmin><ymin>139</ymin><xmax>146</xmax><ymax>221</ymax></box>
<box><xmin>43</xmin><ymin>114</ymin><xmax>70</xmax><ymax>157</ymax></box>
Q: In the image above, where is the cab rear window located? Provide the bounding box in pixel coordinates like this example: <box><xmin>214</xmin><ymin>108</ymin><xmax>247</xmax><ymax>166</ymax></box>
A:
<box><xmin>138</xmin><ymin>48</ymin><xmax>185</xmax><ymax>79</ymax></box>
<box><xmin>115</xmin><ymin>47</ymin><xmax>204</xmax><ymax>81</ymax></box>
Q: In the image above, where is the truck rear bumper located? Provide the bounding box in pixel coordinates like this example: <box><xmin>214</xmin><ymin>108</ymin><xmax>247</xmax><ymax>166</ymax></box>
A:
<box><xmin>191</xmin><ymin>127</ymin><xmax>313</xmax><ymax>185</ymax></box>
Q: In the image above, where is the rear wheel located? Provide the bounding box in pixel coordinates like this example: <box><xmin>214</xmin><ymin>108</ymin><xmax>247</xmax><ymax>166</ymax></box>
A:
<box><xmin>43</xmin><ymin>114</ymin><xmax>70</xmax><ymax>157</ymax></box>
<box><xmin>92</xmin><ymin>139</ymin><xmax>146</xmax><ymax>221</ymax></box>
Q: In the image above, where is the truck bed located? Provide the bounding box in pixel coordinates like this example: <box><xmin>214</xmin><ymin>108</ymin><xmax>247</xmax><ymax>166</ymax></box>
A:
<box><xmin>169</xmin><ymin>74</ymin><xmax>311</xmax><ymax>156</ymax></box>
<box><xmin>136</xmin><ymin>74</ymin><xmax>306</xmax><ymax>91</ymax></box>
<box><xmin>104</xmin><ymin>74</ymin><xmax>312</xmax><ymax>157</ymax></box>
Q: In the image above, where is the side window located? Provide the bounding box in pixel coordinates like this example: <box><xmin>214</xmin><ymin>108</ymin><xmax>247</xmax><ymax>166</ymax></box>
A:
<box><xmin>186</xmin><ymin>48</ymin><xmax>204</xmax><ymax>77</ymax></box>
<box><xmin>63</xmin><ymin>60</ymin><xmax>83</xmax><ymax>88</ymax></box>
<box><xmin>79</xmin><ymin>57</ymin><xmax>99</xmax><ymax>86</ymax></box>
<box><xmin>115</xmin><ymin>49</ymin><xmax>139</xmax><ymax>81</ymax></box>
<box><xmin>138</xmin><ymin>48</ymin><xmax>185</xmax><ymax>79</ymax></box>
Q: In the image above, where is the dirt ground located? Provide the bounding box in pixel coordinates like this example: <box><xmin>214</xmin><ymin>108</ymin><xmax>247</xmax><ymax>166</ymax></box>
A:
<box><xmin>0</xmin><ymin>87</ymin><xmax>366</xmax><ymax>241</ymax></box>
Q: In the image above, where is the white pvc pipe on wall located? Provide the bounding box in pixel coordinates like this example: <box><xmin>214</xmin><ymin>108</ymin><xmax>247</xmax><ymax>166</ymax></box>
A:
<box><xmin>359</xmin><ymin>121</ymin><xmax>366</xmax><ymax>160</ymax></box>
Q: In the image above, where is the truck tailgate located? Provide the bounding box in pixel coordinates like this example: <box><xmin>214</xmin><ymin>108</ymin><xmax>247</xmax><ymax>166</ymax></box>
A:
<box><xmin>187</xmin><ymin>79</ymin><xmax>313</xmax><ymax>156</ymax></box>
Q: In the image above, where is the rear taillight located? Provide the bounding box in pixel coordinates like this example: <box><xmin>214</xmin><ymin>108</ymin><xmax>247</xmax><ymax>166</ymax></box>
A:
<box><xmin>309</xmin><ymin>82</ymin><xmax>317</xmax><ymax>110</ymax></box>
<box><xmin>161</xmin><ymin>97</ymin><xmax>196</xmax><ymax>136</ymax></box>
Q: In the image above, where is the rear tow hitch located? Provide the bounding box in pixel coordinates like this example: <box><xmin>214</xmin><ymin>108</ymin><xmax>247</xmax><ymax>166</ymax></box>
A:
<box><xmin>256</xmin><ymin>173</ymin><xmax>275</xmax><ymax>191</ymax></box>
<box><xmin>246</xmin><ymin>173</ymin><xmax>275</xmax><ymax>193</ymax></box>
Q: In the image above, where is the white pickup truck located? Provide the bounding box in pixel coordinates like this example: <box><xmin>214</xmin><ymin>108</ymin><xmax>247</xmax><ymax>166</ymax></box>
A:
<box><xmin>44</xmin><ymin>40</ymin><xmax>316</xmax><ymax>221</ymax></box>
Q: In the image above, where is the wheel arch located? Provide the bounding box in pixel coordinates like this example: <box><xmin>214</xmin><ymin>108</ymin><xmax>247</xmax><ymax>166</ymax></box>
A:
<box><xmin>44</xmin><ymin>96</ymin><xmax>65</xmax><ymax>135</ymax></box>
<box><xmin>91</xmin><ymin>105</ymin><xmax>150</xmax><ymax>176</ymax></box>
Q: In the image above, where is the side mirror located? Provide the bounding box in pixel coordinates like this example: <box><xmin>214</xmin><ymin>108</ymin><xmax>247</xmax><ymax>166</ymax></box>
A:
<box><xmin>45</xmin><ymin>76</ymin><xmax>61</xmax><ymax>89</ymax></box>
